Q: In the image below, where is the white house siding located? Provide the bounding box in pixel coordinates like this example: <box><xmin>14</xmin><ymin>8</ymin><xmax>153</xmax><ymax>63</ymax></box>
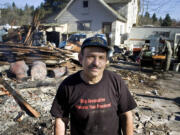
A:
<box><xmin>46</xmin><ymin>24</ymin><xmax>68</xmax><ymax>33</ymax></box>
<box><xmin>108</xmin><ymin>0</ymin><xmax>138</xmax><ymax>35</ymax></box>
<box><xmin>111</xmin><ymin>21</ymin><xmax>126</xmax><ymax>45</ymax></box>
<box><xmin>56</xmin><ymin>0</ymin><xmax>116</xmax><ymax>33</ymax></box>
<box><xmin>126</xmin><ymin>0</ymin><xmax>138</xmax><ymax>33</ymax></box>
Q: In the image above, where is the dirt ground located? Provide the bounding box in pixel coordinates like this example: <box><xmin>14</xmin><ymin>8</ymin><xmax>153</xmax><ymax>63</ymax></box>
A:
<box><xmin>109</xmin><ymin>62</ymin><xmax>180</xmax><ymax>135</ymax></box>
<box><xmin>0</xmin><ymin>61</ymin><xmax>180</xmax><ymax>135</ymax></box>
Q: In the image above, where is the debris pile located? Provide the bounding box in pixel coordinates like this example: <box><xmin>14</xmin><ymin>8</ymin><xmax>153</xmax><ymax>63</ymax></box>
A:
<box><xmin>0</xmin><ymin>41</ymin><xmax>82</xmax><ymax>134</ymax></box>
<box><xmin>116</xmin><ymin>69</ymin><xmax>160</xmax><ymax>90</ymax></box>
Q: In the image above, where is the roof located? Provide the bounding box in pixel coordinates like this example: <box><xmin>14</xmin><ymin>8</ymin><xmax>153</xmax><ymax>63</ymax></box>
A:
<box><xmin>98</xmin><ymin>0</ymin><xmax>127</xmax><ymax>22</ymax></box>
<box><xmin>104</xmin><ymin>0</ymin><xmax>131</xmax><ymax>3</ymax></box>
<box><xmin>55</xmin><ymin>0</ymin><xmax>128</xmax><ymax>22</ymax></box>
<box><xmin>55</xmin><ymin>0</ymin><xmax>75</xmax><ymax>20</ymax></box>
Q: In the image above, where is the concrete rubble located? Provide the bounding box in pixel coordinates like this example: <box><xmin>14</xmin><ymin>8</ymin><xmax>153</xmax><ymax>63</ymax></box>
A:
<box><xmin>31</xmin><ymin>61</ymin><xmax>47</xmax><ymax>81</ymax></box>
<box><xmin>0</xmin><ymin>42</ymin><xmax>180</xmax><ymax>135</ymax></box>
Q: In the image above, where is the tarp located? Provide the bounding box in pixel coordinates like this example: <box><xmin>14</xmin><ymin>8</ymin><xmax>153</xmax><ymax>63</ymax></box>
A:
<box><xmin>0</xmin><ymin>29</ymin><xmax>7</xmax><ymax>42</ymax></box>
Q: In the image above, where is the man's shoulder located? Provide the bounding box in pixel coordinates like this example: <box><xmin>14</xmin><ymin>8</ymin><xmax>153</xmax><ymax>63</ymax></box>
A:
<box><xmin>62</xmin><ymin>71</ymin><xmax>81</xmax><ymax>84</ymax></box>
<box><xmin>104</xmin><ymin>70</ymin><xmax>122</xmax><ymax>80</ymax></box>
<box><xmin>165</xmin><ymin>40</ymin><xmax>171</xmax><ymax>44</ymax></box>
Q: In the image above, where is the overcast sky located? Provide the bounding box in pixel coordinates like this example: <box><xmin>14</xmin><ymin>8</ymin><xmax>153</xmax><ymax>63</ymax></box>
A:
<box><xmin>0</xmin><ymin>0</ymin><xmax>180</xmax><ymax>20</ymax></box>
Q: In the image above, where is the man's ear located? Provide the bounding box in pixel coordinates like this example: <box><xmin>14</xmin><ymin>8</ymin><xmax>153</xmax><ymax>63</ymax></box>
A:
<box><xmin>106</xmin><ymin>60</ymin><xmax>109</xmax><ymax>65</ymax></box>
<box><xmin>78</xmin><ymin>53</ymin><xmax>83</xmax><ymax>65</ymax></box>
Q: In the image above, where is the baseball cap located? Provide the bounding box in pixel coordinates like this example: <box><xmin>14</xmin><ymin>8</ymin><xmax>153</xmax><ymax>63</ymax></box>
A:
<box><xmin>81</xmin><ymin>36</ymin><xmax>110</xmax><ymax>51</ymax></box>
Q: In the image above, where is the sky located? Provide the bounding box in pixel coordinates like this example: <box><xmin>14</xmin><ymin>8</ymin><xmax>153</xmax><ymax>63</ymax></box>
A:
<box><xmin>0</xmin><ymin>0</ymin><xmax>44</xmax><ymax>8</ymax></box>
<box><xmin>0</xmin><ymin>0</ymin><xmax>180</xmax><ymax>20</ymax></box>
<box><xmin>141</xmin><ymin>0</ymin><xmax>180</xmax><ymax>20</ymax></box>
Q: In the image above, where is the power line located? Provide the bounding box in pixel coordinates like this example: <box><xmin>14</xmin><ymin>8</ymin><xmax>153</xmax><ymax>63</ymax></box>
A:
<box><xmin>140</xmin><ymin>0</ymin><xmax>180</xmax><ymax>20</ymax></box>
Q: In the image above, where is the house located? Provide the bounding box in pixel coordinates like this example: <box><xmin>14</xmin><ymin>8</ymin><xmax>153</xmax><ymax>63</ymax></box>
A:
<box><xmin>46</xmin><ymin>0</ymin><xmax>139</xmax><ymax>46</ymax></box>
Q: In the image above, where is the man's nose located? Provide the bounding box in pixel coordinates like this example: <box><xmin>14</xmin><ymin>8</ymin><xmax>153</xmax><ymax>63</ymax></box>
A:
<box><xmin>92</xmin><ymin>57</ymin><xmax>99</xmax><ymax>66</ymax></box>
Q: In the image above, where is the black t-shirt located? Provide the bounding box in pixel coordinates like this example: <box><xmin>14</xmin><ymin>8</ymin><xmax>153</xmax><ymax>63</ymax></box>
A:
<box><xmin>50</xmin><ymin>70</ymin><xmax>137</xmax><ymax>135</ymax></box>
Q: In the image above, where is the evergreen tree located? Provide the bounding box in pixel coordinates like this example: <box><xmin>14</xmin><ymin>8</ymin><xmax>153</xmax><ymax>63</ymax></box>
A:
<box><xmin>159</xmin><ymin>17</ymin><xmax>163</xmax><ymax>26</ymax></box>
<box><xmin>162</xmin><ymin>14</ymin><xmax>172</xmax><ymax>26</ymax></box>
<box><xmin>143</xmin><ymin>11</ymin><xmax>152</xmax><ymax>25</ymax></box>
<box><xmin>152</xmin><ymin>13</ymin><xmax>157</xmax><ymax>23</ymax></box>
<box><xmin>43</xmin><ymin>0</ymin><xmax>70</xmax><ymax>13</ymax></box>
<box><xmin>0</xmin><ymin>3</ymin><xmax>34</xmax><ymax>25</ymax></box>
<box><xmin>144</xmin><ymin>12</ymin><xmax>150</xmax><ymax>18</ymax></box>
<box><xmin>36</xmin><ymin>0</ymin><xmax>70</xmax><ymax>19</ymax></box>
<box><xmin>12</xmin><ymin>2</ymin><xmax>16</xmax><ymax>9</ymax></box>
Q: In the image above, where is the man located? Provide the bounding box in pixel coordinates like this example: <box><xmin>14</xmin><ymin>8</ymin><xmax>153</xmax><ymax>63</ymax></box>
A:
<box><xmin>176</xmin><ymin>40</ymin><xmax>180</xmax><ymax>61</ymax></box>
<box><xmin>159</xmin><ymin>37</ymin><xmax>172</xmax><ymax>71</ymax></box>
<box><xmin>50</xmin><ymin>37</ymin><xmax>137</xmax><ymax>135</ymax></box>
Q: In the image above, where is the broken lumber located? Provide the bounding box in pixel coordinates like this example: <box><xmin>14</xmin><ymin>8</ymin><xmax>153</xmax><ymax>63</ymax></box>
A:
<box><xmin>15</xmin><ymin>79</ymin><xmax>63</xmax><ymax>89</ymax></box>
<box><xmin>0</xmin><ymin>86</ymin><xmax>10</xmax><ymax>96</ymax></box>
<box><xmin>0</xmin><ymin>78</ymin><xmax>40</xmax><ymax>118</ymax></box>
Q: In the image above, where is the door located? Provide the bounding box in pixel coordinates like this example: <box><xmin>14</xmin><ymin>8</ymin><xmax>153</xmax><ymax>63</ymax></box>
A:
<box><xmin>102</xmin><ymin>22</ymin><xmax>112</xmax><ymax>45</ymax></box>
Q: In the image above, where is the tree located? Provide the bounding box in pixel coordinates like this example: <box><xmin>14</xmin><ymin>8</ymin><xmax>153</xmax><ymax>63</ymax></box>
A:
<box><xmin>159</xmin><ymin>17</ymin><xmax>163</xmax><ymax>25</ymax></box>
<box><xmin>144</xmin><ymin>12</ymin><xmax>150</xmax><ymax>18</ymax></box>
<box><xmin>171</xmin><ymin>19</ymin><xmax>180</xmax><ymax>26</ymax></box>
<box><xmin>39</xmin><ymin>0</ymin><xmax>70</xmax><ymax>18</ymax></box>
<box><xmin>43</xmin><ymin>0</ymin><xmax>70</xmax><ymax>11</ymax></box>
<box><xmin>142</xmin><ymin>11</ymin><xmax>152</xmax><ymax>25</ymax></box>
<box><xmin>161</xmin><ymin>14</ymin><xmax>172</xmax><ymax>26</ymax></box>
<box><xmin>0</xmin><ymin>3</ymin><xmax>35</xmax><ymax>25</ymax></box>
<box><xmin>152</xmin><ymin>13</ymin><xmax>157</xmax><ymax>23</ymax></box>
<box><xmin>12</xmin><ymin>2</ymin><xmax>16</xmax><ymax>9</ymax></box>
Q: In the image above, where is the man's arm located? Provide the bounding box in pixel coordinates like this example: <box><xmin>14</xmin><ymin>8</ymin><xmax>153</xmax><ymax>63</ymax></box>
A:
<box><xmin>120</xmin><ymin>111</ymin><xmax>134</xmax><ymax>135</ymax></box>
<box><xmin>54</xmin><ymin>118</ymin><xmax>66</xmax><ymax>135</ymax></box>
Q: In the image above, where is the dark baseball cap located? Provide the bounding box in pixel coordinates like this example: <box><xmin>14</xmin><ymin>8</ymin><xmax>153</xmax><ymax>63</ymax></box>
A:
<box><xmin>81</xmin><ymin>36</ymin><xmax>110</xmax><ymax>51</ymax></box>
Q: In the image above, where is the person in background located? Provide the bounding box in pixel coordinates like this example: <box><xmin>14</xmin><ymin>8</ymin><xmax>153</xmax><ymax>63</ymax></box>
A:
<box><xmin>50</xmin><ymin>36</ymin><xmax>137</xmax><ymax>135</ymax></box>
<box><xmin>159</xmin><ymin>37</ymin><xmax>173</xmax><ymax>71</ymax></box>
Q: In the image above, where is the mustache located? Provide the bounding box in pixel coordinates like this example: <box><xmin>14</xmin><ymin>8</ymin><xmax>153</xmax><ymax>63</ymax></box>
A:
<box><xmin>87</xmin><ymin>64</ymin><xmax>100</xmax><ymax>69</ymax></box>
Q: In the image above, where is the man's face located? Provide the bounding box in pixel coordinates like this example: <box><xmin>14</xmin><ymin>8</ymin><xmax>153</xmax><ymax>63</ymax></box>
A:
<box><xmin>159</xmin><ymin>39</ymin><xmax>164</xmax><ymax>44</ymax></box>
<box><xmin>79</xmin><ymin>47</ymin><xmax>108</xmax><ymax>79</ymax></box>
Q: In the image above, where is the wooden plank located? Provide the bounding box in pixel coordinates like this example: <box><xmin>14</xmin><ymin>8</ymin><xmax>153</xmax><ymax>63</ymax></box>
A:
<box><xmin>152</xmin><ymin>55</ymin><xmax>166</xmax><ymax>59</ymax></box>
<box><xmin>129</xmin><ymin>38</ymin><xmax>146</xmax><ymax>41</ymax></box>
<box><xmin>0</xmin><ymin>86</ymin><xmax>10</xmax><ymax>96</ymax></box>
<box><xmin>0</xmin><ymin>61</ymin><xmax>9</xmax><ymax>65</ymax></box>
<box><xmin>15</xmin><ymin>79</ymin><xmax>63</xmax><ymax>89</ymax></box>
<box><xmin>0</xmin><ymin>78</ymin><xmax>40</xmax><ymax>118</ymax></box>
<box><xmin>24</xmin><ymin>27</ymin><xmax>32</xmax><ymax>44</ymax></box>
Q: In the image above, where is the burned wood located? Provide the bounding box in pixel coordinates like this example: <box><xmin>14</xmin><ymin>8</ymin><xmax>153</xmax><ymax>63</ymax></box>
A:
<box><xmin>15</xmin><ymin>79</ymin><xmax>63</xmax><ymax>89</ymax></box>
<box><xmin>0</xmin><ymin>61</ymin><xmax>9</xmax><ymax>65</ymax></box>
<box><xmin>0</xmin><ymin>78</ymin><xmax>40</xmax><ymax>118</ymax></box>
<box><xmin>24</xmin><ymin>26</ymin><xmax>32</xmax><ymax>45</ymax></box>
<box><xmin>0</xmin><ymin>43</ymin><xmax>81</xmax><ymax>71</ymax></box>
<box><xmin>55</xmin><ymin>47</ymin><xmax>73</xmax><ymax>55</ymax></box>
<box><xmin>0</xmin><ymin>44</ymin><xmax>72</xmax><ymax>57</ymax></box>
<box><xmin>0</xmin><ymin>86</ymin><xmax>10</xmax><ymax>96</ymax></box>
<box><xmin>24</xmin><ymin>11</ymin><xmax>40</xmax><ymax>46</ymax></box>
<box><xmin>0</xmin><ymin>44</ymin><xmax>72</xmax><ymax>65</ymax></box>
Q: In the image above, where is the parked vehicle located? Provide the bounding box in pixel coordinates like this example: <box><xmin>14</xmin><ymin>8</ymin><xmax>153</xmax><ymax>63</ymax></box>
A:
<box><xmin>59</xmin><ymin>33</ymin><xmax>86</xmax><ymax>48</ymax></box>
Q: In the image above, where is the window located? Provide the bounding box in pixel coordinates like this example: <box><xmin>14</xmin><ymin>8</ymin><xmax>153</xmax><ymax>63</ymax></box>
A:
<box><xmin>77</xmin><ymin>21</ymin><xmax>91</xmax><ymax>31</ymax></box>
<box><xmin>154</xmin><ymin>31</ymin><xmax>170</xmax><ymax>38</ymax></box>
<box><xmin>102</xmin><ymin>23</ymin><xmax>112</xmax><ymax>34</ymax></box>
<box><xmin>83</xmin><ymin>1</ymin><xmax>88</xmax><ymax>8</ymax></box>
